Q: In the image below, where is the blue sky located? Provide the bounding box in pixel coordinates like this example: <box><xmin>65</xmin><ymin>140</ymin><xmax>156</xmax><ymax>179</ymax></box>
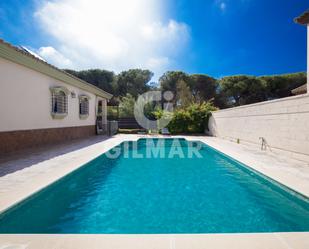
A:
<box><xmin>0</xmin><ymin>0</ymin><xmax>308</xmax><ymax>81</ymax></box>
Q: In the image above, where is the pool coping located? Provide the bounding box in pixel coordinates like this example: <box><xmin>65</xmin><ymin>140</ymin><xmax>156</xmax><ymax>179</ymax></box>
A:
<box><xmin>0</xmin><ymin>232</ymin><xmax>309</xmax><ymax>249</ymax></box>
<box><xmin>0</xmin><ymin>134</ymin><xmax>309</xmax><ymax>248</ymax></box>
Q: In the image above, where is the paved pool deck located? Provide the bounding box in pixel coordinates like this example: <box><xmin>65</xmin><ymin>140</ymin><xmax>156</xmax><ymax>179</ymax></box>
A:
<box><xmin>0</xmin><ymin>134</ymin><xmax>308</xmax><ymax>249</ymax></box>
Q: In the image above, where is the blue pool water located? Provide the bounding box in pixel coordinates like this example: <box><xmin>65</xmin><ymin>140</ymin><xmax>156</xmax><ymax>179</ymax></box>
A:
<box><xmin>0</xmin><ymin>138</ymin><xmax>309</xmax><ymax>233</ymax></box>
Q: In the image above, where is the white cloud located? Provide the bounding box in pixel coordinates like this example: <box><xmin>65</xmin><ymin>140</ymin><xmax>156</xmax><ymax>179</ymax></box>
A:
<box><xmin>34</xmin><ymin>0</ymin><xmax>190</xmax><ymax>81</ymax></box>
<box><xmin>38</xmin><ymin>46</ymin><xmax>73</xmax><ymax>68</ymax></box>
<box><xmin>146</xmin><ymin>57</ymin><xmax>169</xmax><ymax>69</ymax></box>
<box><xmin>220</xmin><ymin>2</ymin><xmax>226</xmax><ymax>11</ymax></box>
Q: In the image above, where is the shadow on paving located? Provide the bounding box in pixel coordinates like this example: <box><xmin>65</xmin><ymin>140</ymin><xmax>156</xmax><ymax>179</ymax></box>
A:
<box><xmin>0</xmin><ymin>136</ymin><xmax>111</xmax><ymax>177</ymax></box>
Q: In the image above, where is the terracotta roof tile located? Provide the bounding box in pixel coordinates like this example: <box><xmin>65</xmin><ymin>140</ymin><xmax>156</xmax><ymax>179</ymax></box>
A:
<box><xmin>294</xmin><ymin>9</ymin><xmax>309</xmax><ymax>25</ymax></box>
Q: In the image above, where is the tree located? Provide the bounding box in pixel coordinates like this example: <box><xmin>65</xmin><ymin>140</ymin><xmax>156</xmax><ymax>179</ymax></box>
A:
<box><xmin>65</xmin><ymin>69</ymin><xmax>115</xmax><ymax>93</ymax></box>
<box><xmin>213</xmin><ymin>90</ymin><xmax>231</xmax><ymax>109</ymax></box>
<box><xmin>66</xmin><ymin>68</ymin><xmax>306</xmax><ymax>110</ymax></box>
<box><xmin>219</xmin><ymin>75</ymin><xmax>267</xmax><ymax>106</ymax></box>
<box><xmin>119</xmin><ymin>94</ymin><xmax>136</xmax><ymax>118</ymax></box>
<box><xmin>176</xmin><ymin>79</ymin><xmax>193</xmax><ymax>107</ymax></box>
<box><xmin>260</xmin><ymin>72</ymin><xmax>306</xmax><ymax>99</ymax></box>
<box><xmin>159</xmin><ymin>71</ymin><xmax>190</xmax><ymax>102</ymax></box>
<box><xmin>189</xmin><ymin>74</ymin><xmax>217</xmax><ymax>103</ymax></box>
<box><xmin>159</xmin><ymin>72</ymin><xmax>218</xmax><ymax>106</ymax></box>
<box><xmin>115</xmin><ymin>69</ymin><xmax>153</xmax><ymax>98</ymax></box>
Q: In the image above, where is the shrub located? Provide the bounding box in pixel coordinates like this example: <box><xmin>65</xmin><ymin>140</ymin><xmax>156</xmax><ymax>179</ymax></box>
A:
<box><xmin>167</xmin><ymin>109</ymin><xmax>191</xmax><ymax>133</ymax></box>
<box><xmin>167</xmin><ymin>102</ymin><xmax>217</xmax><ymax>134</ymax></box>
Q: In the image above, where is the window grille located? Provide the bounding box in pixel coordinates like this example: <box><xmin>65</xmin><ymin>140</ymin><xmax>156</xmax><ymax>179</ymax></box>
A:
<box><xmin>79</xmin><ymin>95</ymin><xmax>90</xmax><ymax>118</ymax></box>
<box><xmin>50</xmin><ymin>86</ymin><xmax>69</xmax><ymax>119</ymax></box>
<box><xmin>52</xmin><ymin>91</ymin><xmax>68</xmax><ymax>114</ymax></box>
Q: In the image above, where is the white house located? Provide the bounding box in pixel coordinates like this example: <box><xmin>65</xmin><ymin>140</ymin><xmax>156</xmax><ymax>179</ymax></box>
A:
<box><xmin>0</xmin><ymin>39</ymin><xmax>112</xmax><ymax>155</ymax></box>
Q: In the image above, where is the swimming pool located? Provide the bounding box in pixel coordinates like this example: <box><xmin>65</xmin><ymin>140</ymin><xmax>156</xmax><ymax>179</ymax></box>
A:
<box><xmin>0</xmin><ymin>138</ymin><xmax>308</xmax><ymax>233</ymax></box>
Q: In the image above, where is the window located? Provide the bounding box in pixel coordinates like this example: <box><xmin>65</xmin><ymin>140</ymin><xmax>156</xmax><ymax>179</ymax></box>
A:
<box><xmin>97</xmin><ymin>100</ymin><xmax>103</xmax><ymax>116</ymax></box>
<box><xmin>50</xmin><ymin>87</ymin><xmax>69</xmax><ymax>119</ymax></box>
<box><xmin>79</xmin><ymin>95</ymin><xmax>90</xmax><ymax>119</ymax></box>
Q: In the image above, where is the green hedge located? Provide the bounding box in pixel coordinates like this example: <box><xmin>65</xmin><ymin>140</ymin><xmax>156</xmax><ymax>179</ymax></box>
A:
<box><xmin>167</xmin><ymin>102</ymin><xmax>217</xmax><ymax>134</ymax></box>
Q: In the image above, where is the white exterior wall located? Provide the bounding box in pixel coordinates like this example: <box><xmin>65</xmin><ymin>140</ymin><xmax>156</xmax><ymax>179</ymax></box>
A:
<box><xmin>0</xmin><ymin>57</ymin><xmax>102</xmax><ymax>132</ymax></box>
<box><xmin>208</xmin><ymin>94</ymin><xmax>309</xmax><ymax>162</ymax></box>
